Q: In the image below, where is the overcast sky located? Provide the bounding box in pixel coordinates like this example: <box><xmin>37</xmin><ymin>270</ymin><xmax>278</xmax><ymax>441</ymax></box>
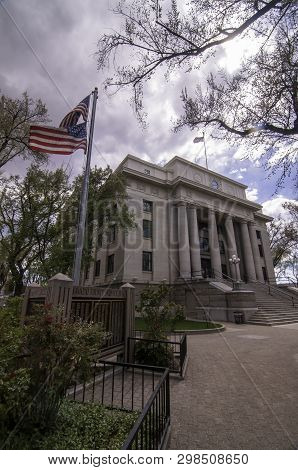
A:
<box><xmin>0</xmin><ymin>0</ymin><xmax>296</xmax><ymax>219</ymax></box>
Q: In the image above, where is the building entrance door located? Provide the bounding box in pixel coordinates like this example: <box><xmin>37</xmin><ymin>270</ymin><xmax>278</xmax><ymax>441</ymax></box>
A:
<box><xmin>201</xmin><ymin>258</ymin><xmax>212</xmax><ymax>278</ymax></box>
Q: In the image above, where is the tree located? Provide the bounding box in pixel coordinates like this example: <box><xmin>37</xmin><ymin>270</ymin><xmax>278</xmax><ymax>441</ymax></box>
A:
<box><xmin>268</xmin><ymin>201</ymin><xmax>298</xmax><ymax>278</ymax></box>
<box><xmin>42</xmin><ymin>166</ymin><xmax>135</xmax><ymax>280</ymax></box>
<box><xmin>97</xmin><ymin>0</ymin><xmax>297</xmax><ymax>184</ymax></box>
<box><xmin>0</xmin><ymin>165</ymin><xmax>134</xmax><ymax>293</ymax></box>
<box><xmin>0</xmin><ymin>92</ymin><xmax>49</xmax><ymax>169</ymax></box>
<box><xmin>0</xmin><ymin>165</ymin><xmax>69</xmax><ymax>295</ymax></box>
<box><xmin>134</xmin><ymin>283</ymin><xmax>184</xmax><ymax>367</ymax></box>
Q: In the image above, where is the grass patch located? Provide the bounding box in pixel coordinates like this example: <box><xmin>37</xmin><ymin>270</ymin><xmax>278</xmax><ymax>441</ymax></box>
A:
<box><xmin>6</xmin><ymin>400</ymin><xmax>138</xmax><ymax>450</ymax></box>
<box><xmin>135</xmin><ymin>318</ymin><xmax>222</xmax><ymax>331</ymax></box>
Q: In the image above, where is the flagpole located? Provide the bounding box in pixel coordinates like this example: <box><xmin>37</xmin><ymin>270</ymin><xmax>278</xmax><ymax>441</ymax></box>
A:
<box><xmin>203</xmin><ymin>131</ymin><xmax>208</xmax><ymax>170</ymax></box>
<box><xmin>72</xmin><ymin>87</ymin><xmax>98</xmax><ymax>285</ymax></box>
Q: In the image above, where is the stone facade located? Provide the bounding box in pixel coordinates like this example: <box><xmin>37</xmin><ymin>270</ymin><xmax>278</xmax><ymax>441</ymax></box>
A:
<box><xmin>85</xmin><ymin>155</ymin><xmax>276</xmax><ymax>321</ymax></box>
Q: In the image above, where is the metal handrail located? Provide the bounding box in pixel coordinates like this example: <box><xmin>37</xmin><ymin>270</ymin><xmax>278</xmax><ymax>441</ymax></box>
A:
<box><xmin>128</xmin><ymin>334</ymin><xmax>187</xmax><ymax>376</ymax></box>
<box><xmin>250</xmin><ymin>280</ymin><xmax>297</xmax><ymax>307</ymax></box>
<box><xmin>268</xmin><ymin>276</ymin><xmax>298</xmax><ymax>287</ymax></box>
<box><xmin>122</xmin><ymin>367</ymin><xmax>170</xmax><ymax>450</ymax></box>
<box><xmin>212</xmin><ymin>269</ymin><xmax>234</xmax><ymax>286</ymax></box>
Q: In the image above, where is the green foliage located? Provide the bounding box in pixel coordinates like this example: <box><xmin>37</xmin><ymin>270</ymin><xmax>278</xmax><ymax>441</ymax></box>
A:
<box><xmin>18</xmin><ymin>309</ymin><xmax>105</xmax><ymax>431</ymax></box>
<box><xmin>134</xmin><ymin>341</ymin><xmax>177</xmax><ymax>369</ymax></box>
<box><xmin>269</xmin><ymin>202</ymin><xmax>298</xmax><ymax>274</ymax></box>
<box><xmin>136</xmin><ymin>283</ymin><xmax>184</xmax><ymax>340</ymax></box>
<box><xmin>0</xmin><ymin>164</ymin><xmax>69</xmax><ymax>295</ymax></box>
<box><xmin>0</xmin><ymin>301</ymin><xmax>106</xmax><ymax>448</ymax></box>
<box><xmin>31</xmin><ymin>166</ymin><xmax>135</xmax><ymax>280</ymax></box>
<box><xmin>0</xmin><ymin>92</ymin><xmax>48</xmax><ymax>168</ymax></box>
<box><xmin>0</xmin><ymin>298</ymin><xmax>30</xmax><ymax>442</ymax></box>
<box><xmin>135</xmin><ymin>284</ymin><xmax>184</xmax><ymax>368</ymax></box>
<box><xmin>5</xmin><ymin>400</ymin><xmax>139</xmax><ymax>450</ymax></box>
<box><xmin>0</xmin><ymin>164</ymin><xmax>135</xmax><ymax>292</ymax></box>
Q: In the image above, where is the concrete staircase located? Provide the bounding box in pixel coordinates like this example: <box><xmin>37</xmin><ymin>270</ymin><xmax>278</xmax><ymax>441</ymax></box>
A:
<box><xmin>246</xmin><ymin>283</ymin><xmax>298</xmax><ymax>326</ymax></box>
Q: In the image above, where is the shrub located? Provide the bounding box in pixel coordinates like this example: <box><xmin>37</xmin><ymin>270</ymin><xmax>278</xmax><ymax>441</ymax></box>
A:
<box><xmin>134</xmin><ymin>341</ymin><xmax>178</xmax><ymax>369</ymax></box>
<box><xmin>1</xmin><ymin>301</ymin><xmax>106</xmax><ymax>448</ymax></box>
<box><xmin>5</xmin><ymin>399</ymin><xmax>139</xmax><ymax>450</ymax></box>
<box><xmin>0</xmin><ymin>297</ymin><xmax>30</xmax><ymax>445</ymax></box>
<box><xmin>19</xmin><ymin>308</ymin><xmax>105</xmax><ymax>432</ymax></box>
<box><xmin>135</xmin><ymin>284</ymin><xmax>184</xmax><ymax>368</ymax></box>
<box><xmin>136</xmin><ymin>284</ymin><xmax>184</xmax><ymax>340</ymax></box>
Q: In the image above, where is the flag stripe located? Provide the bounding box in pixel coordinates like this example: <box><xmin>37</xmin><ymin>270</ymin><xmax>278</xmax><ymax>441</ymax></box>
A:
<box><xmin>29</xmin><ymin>125</ymin><xmax>87</xmax><ymax>155</ymax></box>
<box><xmin>29</xmin><ymin>137</ymin><xmax>87</xmax><ymax>150</ymax></box>
<box><xmin>59</xmin><ymin>95</ymin><xmax>90</xmax><ymax>127</ymax></box>
<box><xmin>29</xmin><ymin>145</ymin><xmax>85</xmax><ymax>155</ymax></box>
<box><xmin>29</xmin><ymin>94</ymin><xmax>90</xmax><ymax>156</ymax></box>
<box><xmin>30</xmin><ymin>131</ymin><xmax>86</xmax><ymax>144</ymax></box>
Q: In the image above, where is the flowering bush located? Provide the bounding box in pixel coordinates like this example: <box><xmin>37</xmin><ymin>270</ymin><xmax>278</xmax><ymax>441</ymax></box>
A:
<box><xmin>0</xmin><ymin>300</ymin><xmax>105</xmax><ymax>447</ymax></box>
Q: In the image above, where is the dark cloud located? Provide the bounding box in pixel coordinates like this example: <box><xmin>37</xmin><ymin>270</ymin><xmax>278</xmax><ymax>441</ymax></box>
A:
<box><xmin>0</xmin><ymin>0</ymin><xmax>294</xmax><ymax>203</ymax></box>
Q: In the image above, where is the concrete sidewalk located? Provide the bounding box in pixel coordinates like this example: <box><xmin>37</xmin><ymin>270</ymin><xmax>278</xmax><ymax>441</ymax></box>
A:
<box><xmin>168</xmin><ymin>322</ymin><xmax>298</xmax><ymax>449</ymax></box>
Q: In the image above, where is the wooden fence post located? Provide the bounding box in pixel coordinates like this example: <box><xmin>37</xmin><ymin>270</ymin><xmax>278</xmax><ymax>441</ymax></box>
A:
<box><xmin>121</xmin><ymin>283</ymin><xmax>135</xmax><ymax>362</ymax></box>
<box><xmin>45</xmin><ymin>273</ymin><xmax>74</xmax><ymax>322</ymax></box>
<box><xmin>20</xmin><ymin>282</ymin><xmax>42</xmax><ymax>325</ymax></box>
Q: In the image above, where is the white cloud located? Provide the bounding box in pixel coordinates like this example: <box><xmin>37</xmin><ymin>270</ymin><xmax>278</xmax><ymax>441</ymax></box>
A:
<box><xmin>229</xmin><ymin>169</ymin><xmax>238</xmax><ymax>174</ymax></box>
<box><xmin>240</xmin><ymin>168</ymin><xmax>247</xmax><ymax>172</ymax></box>
<box><xmin>237</xmin><ymin>174</ymin><xmax>244</xmax><ymax>180</ymax></box>
<box><xmin>261</xmin><ymin>196</ymin><xmax>296</xmax><ymax>220</ymax></box>
<box><xmin>246</xmin><ymin>187</ymin><xmax>259</xmax><ymax>202</ymax></box>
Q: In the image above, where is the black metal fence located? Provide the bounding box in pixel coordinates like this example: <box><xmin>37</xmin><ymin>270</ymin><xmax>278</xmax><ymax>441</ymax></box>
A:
<box><xmin>127</xmin><ymin>334</ymin><xmax>187</xmax><ymax>377</ymax></box>
<box><xmin>71</xmin><ymin>299</ymin><xmax>126</xmax><ymax>352</ymax></box>
<box><xmin>67</xmin><ymin>360</ymin><xmax>171</xmax><ymax>450</ymax></box>
<box><xmin>122</xmin><ymin>367</ymin><xmax>170</xmax><ymax>450</ymax></box>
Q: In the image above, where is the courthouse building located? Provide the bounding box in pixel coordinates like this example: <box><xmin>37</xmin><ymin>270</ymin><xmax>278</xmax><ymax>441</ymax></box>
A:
<box><xmin>85</xmin><ymin>154</ymin><xmax>278</xmax><ymax>322</ymax></box>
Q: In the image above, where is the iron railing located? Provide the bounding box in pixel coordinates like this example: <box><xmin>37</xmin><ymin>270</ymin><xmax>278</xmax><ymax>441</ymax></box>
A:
<box><xmin>250</xmin><ymin>280</ymin><xmax>297</xmax><ymax>307</ymax></box>
<box><xmin>71</xmin><ymin>299</ymin><xmax>125</xmax><ymax>352</ymax></box>
<box><xmin>67</xmin><ymin>360</ymin><xmax>170</xmax><ymax>450</ymax></box>
<box><xmin>127</xmin><ymin>334</ymin><xmax>187</xmax><ymax>377</ymax></box>
<box><xmin>122</xmin><ymin>367</ymin><xmax>170</xmax><ymax>450</ymax></box>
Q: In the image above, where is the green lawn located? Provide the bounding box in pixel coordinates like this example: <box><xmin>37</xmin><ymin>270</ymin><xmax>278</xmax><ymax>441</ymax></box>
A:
<box><xmin>135</xmin><ymin>317</ymin><xmax>222</xmax><ymax>331</ymax></box>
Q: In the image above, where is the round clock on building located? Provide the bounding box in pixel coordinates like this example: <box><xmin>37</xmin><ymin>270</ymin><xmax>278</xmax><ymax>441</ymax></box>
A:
<box><xmin>211</xmin><ymin>179</ymin><xmax>220</xmax><ymax>190</ymax></box>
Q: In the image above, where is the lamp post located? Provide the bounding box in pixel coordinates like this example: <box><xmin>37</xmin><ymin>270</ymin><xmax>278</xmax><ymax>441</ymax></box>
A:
<box><xmin>229</xmin><ymin>254</ymin><xmax>242</xmax><ymax>290</ymax></box>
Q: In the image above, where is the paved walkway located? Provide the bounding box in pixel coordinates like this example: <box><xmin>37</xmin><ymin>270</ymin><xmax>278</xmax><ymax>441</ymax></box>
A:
<box><xmin>169</xmin><ymin>322</ymin><xmax>298</xmax><ymax>449</ymax></box>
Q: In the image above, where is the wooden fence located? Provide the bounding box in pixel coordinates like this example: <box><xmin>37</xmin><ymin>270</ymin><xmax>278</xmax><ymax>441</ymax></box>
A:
<box><xmin>21</xmin><ymin>273</ymin><xmax>135</xmax><ymax>361</ymax></box>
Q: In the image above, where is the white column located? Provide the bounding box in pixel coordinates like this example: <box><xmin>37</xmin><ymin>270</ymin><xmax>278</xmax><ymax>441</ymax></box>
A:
<box><xmin>240</xmin><ymin>220</ymin><xmax>257</xmax><ymax>281</ymax></box>
<box><xmin>208</xmin><ymin>209</ymin><xmax>222</xmax><ymax>277</ymax></box>
<box><xmin>248</xmin><ymin>222</ymin><xmax>264</xmax><ymax>281</ymax></box>
<box><xmin>225</xmin><ymin>215</ymin><xmax>241</xmax><ymax>281</ymax></box>
<box><xmin>177</xmin><ymin>202</ymin><xmax>191</xmax><ymax>279</ymax></box>
<box><xmin>188</xmin><ymin>205</ymin><xmax>202</xmax><ymax>278</ymax></box>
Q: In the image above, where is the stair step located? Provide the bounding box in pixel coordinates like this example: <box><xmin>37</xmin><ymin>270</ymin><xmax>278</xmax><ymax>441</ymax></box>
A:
<box><xmin>254</xmin><ymin>315</ymin><xmax>298</xmax><ymax>319</ymax></box>
<box><xmin>247</xmin><ymin>320</ymin><xmax>298</xmax><ymax>326</ymax></box>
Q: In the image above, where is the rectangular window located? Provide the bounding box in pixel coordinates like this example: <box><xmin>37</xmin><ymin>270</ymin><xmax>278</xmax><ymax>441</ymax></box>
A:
<box><xmin>107</xmin><ymin>254</ymin><xmax>114</xmax><ymax>274</ymax></box>
<box><xmin>200</xmin><ymin>237</ymin><xmax>209</xmax><ymax>252</ymax></box>
<box><xmin>142</xmin><ymin>251</ymin><xmax>152</xmax><ymax>271</ymax></box>
<box><xmin>256</xmin><ymin>230</ymin><xmax>261</xmax><ymax>240</ymax></box>
<box><xmin>258</xmin><ymin>244</ymin><xmax>264</xmax><ymax>257</ymax></box>
<box><xmin>219</xmin><ymin>240</ymin><xmax>225</xmax><ymax>254</ymax></box>
<box><xmin>95</xmin><ymin>260</ymin><xmax>101</xmax><ymax>277</ymax></box>
<box><xmin>262</xmin><ymin>266</ymin><xmax>268</xmax><ymax>282</ymax></box>
<box><xmin>143</xmin><ymin>219</ymin><xmax>152</xmax><ymax>238</ymax></box>
<box><xmin>107</xmin><ymin>225</ymin><xmax>116</xmax><ymax>243</ymax></box>
<box><xmin>143</xmin><ymin>200</ymin><xmax>153</xmax><ymax>213</ymax></box>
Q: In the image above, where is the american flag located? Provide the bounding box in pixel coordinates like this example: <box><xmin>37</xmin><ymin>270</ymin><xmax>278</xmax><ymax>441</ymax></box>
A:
<box><xmin>29</xmin><ymin>122</ymin><xmax>87</xmax><ymax>155</ymax></box>
<box><xmin>29</xmin><ymin>95</ymin><xmax>90</xmax><ymax>155</ymax></box>
<box><xmin>60</xmin><ymin>95</ymin><xmax>90</xmax><ymax>127</ymax></box>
